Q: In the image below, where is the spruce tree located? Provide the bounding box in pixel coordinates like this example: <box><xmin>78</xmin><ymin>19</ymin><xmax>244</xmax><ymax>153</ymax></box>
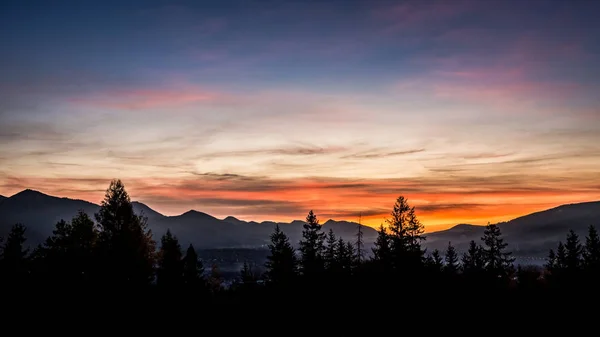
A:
<box><xmin>299</xmin><ymin>210</ymin><xmax>325</xmax><ymax>276</ymax></box>
<box><xmin>372</xmin><ymin>225</ymin><xmax>391</xmax><ymax>265</ymax></box>
<box><xmin>356</xmin><ymin>215</ymin><xmax>364</xmax><ymax>264</ymax></box>
<box><xmin>324</xmin><ymin>229</ymin><xmax>338</xmax><ymax>271</ymax></box>
<box><xmin>462</xmin><ymin>240</ymin><xmax>485</xmax><ymax>275</ymax></box>
<box><xmin>444</xmin><ymin>242</ymin><xmax>459</xmax><ymax>274</ymax></box>
<box><xmin>0</xmin><ymin>224</ymin><xmax>30</xmax><ymax>286</ymax></box>
<box><xmin>429</xmin><ymin>249</ymin><xmax>443</xmax><ymax>272</ymax></box>
<box><xmin>265</xmin><ymin>224</ymin><xmax>297</xmax><ymax>285</ymax></box>
<box><xmin>157</xmin><ymin>229</ymin><xmax>183</xmax><ymax>289</ymax></box>
<box><xmin>94</xmin><ymin>179</ymin><xmax>156</xmax><ymax>287</ymax></box>
<box><xmin>565</xmin><ymin>229</ymin><xmax>583</xmax><ymax>272</ymax></box>
<box><xmin>481</xmin><ymin>223</ymin><xmax>514</xmax><ymax>278</ymax></box>
<box><xmin>182</xmin><ymin>244</ymin><xmax>205</xmax><ymax>288</ymax></box>
<box><xmin>583</xmin><ymin>225</ymin><xmax>600</xmax><ymax>272</ymax></box>
<box><xmin>556</xmin><ymin>241</ymin><xmax>567</xmax><ymax>270</ymax></box>
<box><xmin>386</xmin><ymin>196</ymin><xmax>425</xmax><ymax>270</ymax></box>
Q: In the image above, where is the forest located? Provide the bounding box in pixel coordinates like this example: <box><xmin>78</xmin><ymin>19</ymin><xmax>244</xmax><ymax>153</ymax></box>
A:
<box><xmin>1</xmin><ymin>179</ymin><xmax>598</xmax><ymax>308</ymax></box>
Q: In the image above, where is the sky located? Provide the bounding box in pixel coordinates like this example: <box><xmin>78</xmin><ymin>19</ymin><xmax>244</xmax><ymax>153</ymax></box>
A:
<box><xmin>1</xmin><ymin>0</ymin><xmax>599</xmax><ymax>231</ymax></box>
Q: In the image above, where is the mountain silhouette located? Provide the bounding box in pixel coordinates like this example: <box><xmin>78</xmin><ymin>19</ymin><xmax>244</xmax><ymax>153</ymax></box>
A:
<box><xmin>0</xmin><ymin>189</ymin><xmax>378</xmax><ymax>249</ymax></box>
<box><xmin>423</xmin><ymin>201</ymin><xmax>600</xmax><ymax>259</ymax></box>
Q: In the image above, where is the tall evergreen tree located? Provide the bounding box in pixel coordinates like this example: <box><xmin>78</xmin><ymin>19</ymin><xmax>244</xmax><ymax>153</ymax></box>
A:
<box><xmin>94</xmin><ymin>179</ymin><xmax>156</xmax><ymax>287</ymax></box>
<box><xmin>299</xmin><ymin>210</ymin><xmax>325</xmax><ymax>276</ymax></box>
<box><xmin>583</xmin><ymin>225</ymin><xmax>600</xmax><ymax>272</ymax></box>
<box><xmin>555</xmin><ymin>241</ymin><xmax>567</xmax><ymax>270</ymax></box>
<box><xmin>386</xmin><ymin>196</ymin><xmax>425</xmax><ymax>269</ymax></box>
<box><xmin>481</xmin><ymin>223</ymin><xmax>514</xmax><ymax>278</ymax></box>
<box><xmin>372</xmin><ymin>225</ymin><xmax>391</xmax><ymax>265</ymax></box>
<box><xmin>182</xmin><ymin>244</ymin><xmax>205</xmax><ymax>288</ymax></box>
<box><xmin>444</xmin><ymin>242</ymin><xmax>459</xmax><ymax>274</ymax></box>
<box><xmin>462</xmin><ymin>240</ymin><xmax>485</xmax><ymax>275</ymax></box>
<box><xmin>546</xmin><ymin>249</ymin><xmax>556</xmax><ymax>274</ymax></box>
<box><xmin>239</xmin><ymin>261</ymin><xmax>256</xmax><ymax>285</ymax></box>
<box><xmin>428</xmin><ymin>249</ymin><xmax>443</xmax><ymax>272</ymax></box>
<box><xmin>265</xmin><ymin>225</ymin><xmax>297</xmax><ymax>285</ymax></box>
<box><xmin>335</xmin><ymin>238</ymin><xmax>354</xmax><ymax>274</ymax></box>
<box><xmin>565</xmin><ymin>229</ymin><xmax>583</xmax><ymax>271</ymax></box>
<box><xmin>324</xmin><ymin>229</ymin><xmax>338</xmax><ymax>271</ymax></box>
<box><xmin>40</xmin><ymin>211</ymin><xmax>98</xmax><ymax>284</ymax></box>
<box><xmin>356</xmin><ymin>214</ymin><xmax>364</xmax><ymax>264</ymax></box>
<box><xmin>0</xmin><ymin>224</ymin><xmax>30</xmax><ymax>285</ymax></box>
<box><xmin>157</xmin><ymin>229</ymin><xmax>183</xmax><ymax>288</ymax></box>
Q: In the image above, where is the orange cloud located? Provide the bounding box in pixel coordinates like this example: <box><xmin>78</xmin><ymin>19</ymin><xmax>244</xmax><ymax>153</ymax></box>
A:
<box><xmin>2</xmin><ymin>173</ymin><xmax>599</xmax><ymax>232</ymax></box>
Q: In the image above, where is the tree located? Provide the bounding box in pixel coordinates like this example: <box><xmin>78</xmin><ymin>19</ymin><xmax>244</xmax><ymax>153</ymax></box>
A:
<box><xmin>462</xmin><ymin>240</ymin><xmax>485</xmax><ymax>275</ymax></box>
<box><xmin>182</xmin><ymin>244</ymin><xmax>205</xmax><ymax>288</ymax></box>
<box><xmin>481</xmin><ymin>223</ymin><xmax>514</xmax><ymax>278</ymax></box>
<box><xmin>444</xmin><ymin>242</ymin><xmax>459</xmax><ymax>275</ymax></box>
<box><xmin>545</xmin><ymin>249</ymin><xmax>556</xmax><ymax>274</ymax></box>
<box><xmin>94</xmin><ymin>179</ymin><xmax>156</xmax><ymax>287</ymax></box>
<box><xmin>40</xmin><ymin>211</ymin><xmax>98</xmax><ymax>284</ymax></box>
<box><xmin>335</xmin><ymin>238</ymin><xmax>354</xmax><ymax>274</ymax></box>
<box><xmin>372</xmin><ymin>225</ymin><xmax>391</xmax><ymax>266</ymax></box>
<box><xmin>156</xmin><ymin>229</ymin><xmax>183</xmax><ymax>288</ymax></box>
<box><xmin>386</xmin><ymin>196</ymin><xmax>425</xmax><ymax>270</ymax></box>
<box><xmin>356</xmin><ymin>213</ymin><xmax>364</xmax><ymax>264</ymax></box>
<box><xmin>265</xmin><ymin>225</ymin><xmax>297</xmax><ymax>285</ymax></box>
<box><xmin>298</xmin><ymin>210</ymin><xmax>325</xmax><ymax>277</ymax></box>
<box><xmin>239</xmin><ymin>261</ymin><xmax>257</xmax><ymax>285</ymax></box>
<box><xmin>565</xmin><ymin>229</ymin><xmax>583</xmax><ymax>272</ymax></box>
<box><xmin>324</xmin><ymin>229</ymin><xmax>338</xmax><ymax>271</ymax></box>
<box><xmin>428</xmin><ymin>249</ymin><xmax>443</xmax><ymax>272</ymax></box>
<box><xmin>583</xmin><ymin>225</ymin><xmax>600</xmax><ymax>272</ymax></box>
<box><xmin>0</xmin><ymin>224</ymin><xmax>30</xmax><ymax>285</ymax></box>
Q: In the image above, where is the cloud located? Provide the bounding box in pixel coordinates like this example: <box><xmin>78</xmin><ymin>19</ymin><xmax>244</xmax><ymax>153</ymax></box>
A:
<box><xmin>342</xmin><ymin>148</ymin><xmax>425</xmax><ymax>159</ymax></box>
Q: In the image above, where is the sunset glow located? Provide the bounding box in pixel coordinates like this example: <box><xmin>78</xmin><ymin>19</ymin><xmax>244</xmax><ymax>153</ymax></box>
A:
<box><xmin>1</xmin><ymin>0</ymin><xmax>599</xmax><ymax>231</ymax></box>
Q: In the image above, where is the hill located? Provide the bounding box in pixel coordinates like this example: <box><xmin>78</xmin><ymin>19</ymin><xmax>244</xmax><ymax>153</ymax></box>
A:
<box><xmin>0</xmin><ymin>189</ymin><xmax>378</xmax><ymax>249</ymax></box>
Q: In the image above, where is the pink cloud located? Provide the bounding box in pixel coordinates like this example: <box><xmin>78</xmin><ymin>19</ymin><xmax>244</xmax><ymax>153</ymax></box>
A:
<box><xmin>69</xmin><ymin>86</ymin><xmax>222</xmax><ymax>110</ymax></box>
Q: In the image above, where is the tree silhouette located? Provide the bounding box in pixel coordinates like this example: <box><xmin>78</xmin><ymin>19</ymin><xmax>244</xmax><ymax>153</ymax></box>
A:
<box><xmin>481</xmin><ymin>223</ymin><xmax>514</xmax><ymax>279</ymax></box>
<box><xmin>583</xmin><ymin>225</ymin><xmax>600</xmax><ymax>273</ymax></box>
<box><xmin>182</xmin><ymin>243</ymin><xmax>205</xmax><ymax>289</ymax></box>
<box><xmin>462</xmin><ymin>240</ymin><xmax>485</xmax><ymax>275</ymax></box>
<box><xmin>372</xmin><ymin>225</ymin><xmax>391</xmax><ymax>267</ymax></box>
<box><xmin>565</xmin><ymin>230</ymin><xmax>583</xmax><ymax>272</ymax></box>
<box><xmin>265</xmin><ymin>224</ymin><xmax>297</xmax><ymax>286</ymax></box>
<box><xmin>324</xmin><ymin>229</ymin><xmax>337</xmax><ymax>271</ymax></box>
<box><xmin>157</xmin><ymin>229</ymin><xmax>183</xmax><ymax>289</ymax></box>
<box><xmin>0</xmin><ymin>224</ymin><xmax>30</xmax><ymax>286</ymax></box>
<box><xmin>427</xmin><ymin>249</ymin><xmax>443</xmax><ymax>273</ymax></box>
<box><xmin>355</xmin><ymin>214</ymin><xmax>364</xmax><ymax>264</ymax></box>
<box><xmin>444</xmin><ymin>242</ymin><xmax>459</xmax><ymax>275</ymax></box>
<box><xmin>386</xmin><ymin>196</ymin><xmax>425</xmax><ymax>270</ymax></box>
<box><xmin>94</xmin><ymin>179</ymin><xmax>156</xmax><ymax>288</ymax></box>
<box><xmin>299</xmin><ymin>210</ymin><xmax>325</xmax><ymax>277</ymax></box>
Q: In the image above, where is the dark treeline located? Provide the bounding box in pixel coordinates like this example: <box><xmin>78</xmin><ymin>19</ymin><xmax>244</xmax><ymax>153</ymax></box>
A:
<box><xmin>1</xmin><ymin>179</ymin><xmax>599</xmax><ymax>308</ymax></box>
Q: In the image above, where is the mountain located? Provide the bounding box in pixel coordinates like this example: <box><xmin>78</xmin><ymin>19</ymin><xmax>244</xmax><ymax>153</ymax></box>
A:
<box><xmin>0</xmin><ymin>195</ymin><xmax>5</xmax><ymax>201</ymax></box>
<box><xmin>423</xmin><ymin>201</ymin><xmax>600</xmax><ymax>259</ymax></box>
<box><xmin>0</xmin><ymin>189</ymin><xmax>378</xmax><ymax>249</ymax></box>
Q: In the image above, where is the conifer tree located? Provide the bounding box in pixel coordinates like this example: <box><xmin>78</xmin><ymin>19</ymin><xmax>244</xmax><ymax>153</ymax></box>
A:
<box><xmin>565</xmin><ymin>229</ymin><xmax>583</xmax><ymax>271</ymax></box>
<box><xmin>372</xmin><ymin>225</ymin><xmax>391</xmax><ymax>265</ymax></box>
<box><xmin>356</xmin><ymin>214</ymin><xmax>364</xmax><ymax>264</ymax></box>
<box><xmin>94</xmin><ymin>179</ymin><xmax>156</xmax><ymax>287</ymax></box>
<box><xmin>583</xmin><ymin>225</ymin><xmax>600</xmax><ymax>272</ymax></box>
<box><xmin>335</xmin><ymin>238</ymin><xmax>354</xmax><ymax>274</ymax></box>
<box><xmin>240</xmin><ymin>261</ymin><xmax>255</xmax><ymax>284</ymax></box>
<box><xmin>324</xmin><ymin>229</ymin><xmax>338</xmax><ymax>271</ymax></box>
<box><xmin>444</xmin><ymin>242</ymin><xmax>459</xmax><ymax>274</ymax></box>
<box><xmin>157</xmin><ymin>229</ymin><xmax>183</xmax><ymax>288</ymax></box>
<box><xmin>386</xmin><ymin>196</ymin><xmax>425</xmax><ymax>269</ymax></box>
<box><xmin>481</xmin><ymin>223</ymin><xmax>514</xmax><ymax>278</ymax></box>
<box><xmin>462</xmin><ymin>240</ymin><xmax>485</xmax><ymax>275</ymax></box>
<box><xmin>182</xmin><ymin>244</ymin><xmax>205</xmax><ymax>288</ymax></box>
<box><xmin>299</xmin><ymin>210</ymin><xmax>325</xmax><ymax>276</ymax></box>
<box><xmin>265</xmin><ymin>224</ymin><xmax>297</xmax><ymax>285</ymax></box>
<box><xmin>556</xmin><ymin>241</ymin><xmax>567</xmax><ymax>270</ymax></box>
<box><xmin>0</xmin><ymin>224</ymin><xmax>30</xmax><ymax>285</ymax></box>
<box><xmin>429</xmin><ymin>249</ymin><xmax>443</xmax><ymax>272</ymax></box>
<box><xmin>546</xmin><ymin>249</ymin><xmax>556</xmax><ymax>274</ymax></box>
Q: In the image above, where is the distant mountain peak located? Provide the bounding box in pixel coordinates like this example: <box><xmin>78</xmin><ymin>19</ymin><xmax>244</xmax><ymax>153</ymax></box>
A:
<box><xmin>13</xmin><ymin>189</ymin><xmax>48</xmax><ymax>197</ymax></box>
<box><xmin>180</xmin><ymin>210</ymin><xmax>213</xmax><ymax>218</ymax></box>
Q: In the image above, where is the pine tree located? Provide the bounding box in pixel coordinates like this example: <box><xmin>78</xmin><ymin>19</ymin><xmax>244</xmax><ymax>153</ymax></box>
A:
<box><xmin>546</xmin><ymin>249</ymin><xmax>556</xmax><ymax>274</ymax></box>
<box><xmin>386</xmin><ymin>196</ymin><xmax>425</xmax><ymax>269</ymax></box>
<box><xmin>265</xmin><ymin>224</ymin><xmax>297</xmax><ymax>285</ymax></box>
<box><xmin>444</xmin><ymin>242</ymin><xmax>459</xmax><ymax>274</ymax></box>
<box><xmin>324</xmin><ymin>229</ymin><xmax>338</xmax><ymax>271</ymax></box>
<box><xmin>462</xmin><ymin>240</ymin><xmax>485</xmax><ymax>275</ymax></box>
<box><xmin>0</xmin><ymin>224</ymin><xmax>30</xmax><ymax>286</ymax></box>
<box><xmin>356</xmin><ymin>213</ymin><xmax>364</xmax><ymax>264</ymax></box>
<box><xmin>240</xmin><ymin>261</ymin><xmax>255</xmax><ymax>284</ymax></box>
<box><xmin>583</xmin><ymin>225</ymin><xmax>600</xmax><ymax>272</ymax></box>
<box><xmin>182</xmin><ymin>244</ymin><xmax>204</xmax><ymax>288</ymax></box>
<box><xmin>335</xmin><ymin>238</ymin><xmax>354</xmax><ymax>274</ymax></box>
<box><xmin>556</xmin><ymin>241</ymin><xmax>567</xmax><ymax>269</ymax></box>
<box><xmin>157</xmin><ymin>229</ymin><xmax>183</xmax><ymax>288</ymax></box>
<box><xmin>481</xmin><ymin>223</ymin><xmax>514</xmax><ymax>278</ymax></box>
<box><xmin>429</xmin><ymin>249</ymin><xmax>443</xmax><ymax>272</ymax></box>
<box><xmin>565</xmin><ymin>229</ymin><xmax>583</xmax><ymax>271</ymax></box>
<box><xmin>94</xmin><ymin>179</ymin><xmax>156</xmax><ymax>287</ymax></box>
<box><xmin>372</xmin><ymin>225</ymin><xmax>391</xmax><ymax>265</ymax></box>
<box><xmin>299</xmin><ymin>210</ymin><xmax>325</xmax><ymax>276</ymax></box>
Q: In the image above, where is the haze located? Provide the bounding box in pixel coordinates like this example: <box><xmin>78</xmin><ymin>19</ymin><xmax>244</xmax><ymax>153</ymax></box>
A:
<box><xmin>1</xmin><ymin>0</ymin><xmax>599</xmax><ymax>230</ymax></box>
